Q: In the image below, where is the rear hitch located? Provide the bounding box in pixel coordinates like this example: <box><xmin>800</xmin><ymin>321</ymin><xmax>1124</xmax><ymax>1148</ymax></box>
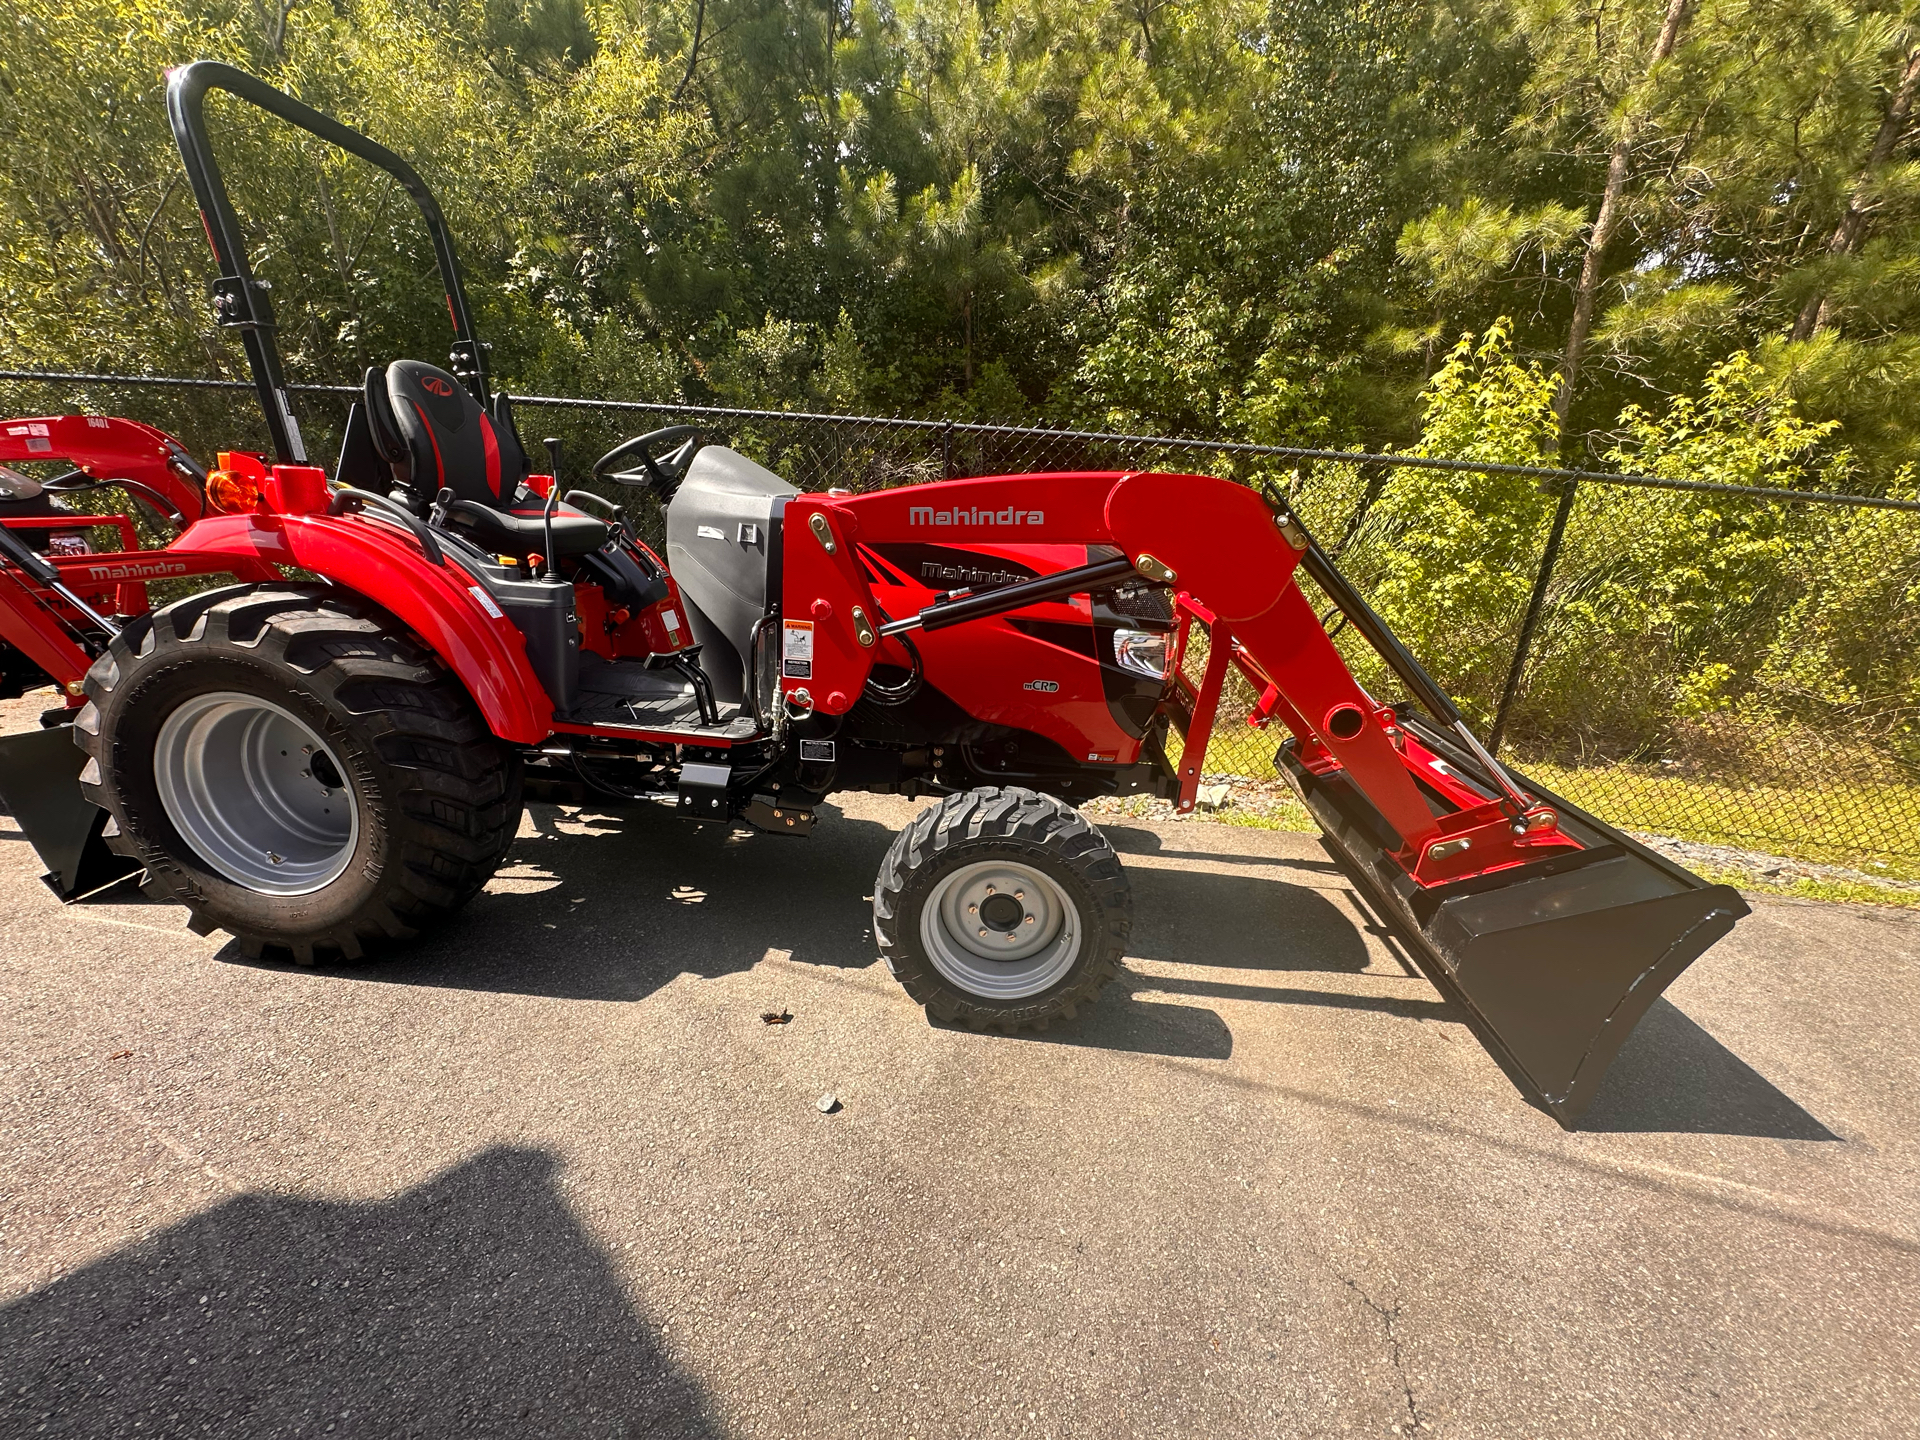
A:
<box><xmin>0</xmin><ymin>725</ymin><xmax>143</xmax><ymax>901</ymax></box>
<box><xmin>743</xmin><ymin>794</ymin><xmax>815</xmax><ymax>836</ymax></box>
<box><xmin>676</xmin><ymin>760</ymin><xmax>732</xmax><ymax>820</ymax></box>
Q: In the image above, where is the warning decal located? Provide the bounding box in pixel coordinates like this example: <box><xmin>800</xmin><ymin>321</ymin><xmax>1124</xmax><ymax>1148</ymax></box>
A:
<box><xmin>782</xmin><ymin>619</ymin><xmax>814</xmax><ymax>678</ymax></box>
<box><xmin>467</xmin><ymin>585</ymin><xmax>505</xmax><ymax>620</ymax></box>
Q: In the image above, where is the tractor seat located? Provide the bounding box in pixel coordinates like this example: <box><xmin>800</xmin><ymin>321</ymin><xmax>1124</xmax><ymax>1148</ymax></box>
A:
<box><xmin>365</xmin><ymin>359</ymin><xmax>610</xmax><ymax>557</ymax></box>
<box><xmin>441</xmin><ymin>501</ymin><xmax>610</xmax><ymax>559</ymax></box>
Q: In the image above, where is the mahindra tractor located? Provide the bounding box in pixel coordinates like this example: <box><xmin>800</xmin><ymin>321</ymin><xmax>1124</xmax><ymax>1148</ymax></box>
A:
<box><xmin>0</xmin><ymin>64</ymin><xmax>1747</xmax><ymax>1127</ymax></box>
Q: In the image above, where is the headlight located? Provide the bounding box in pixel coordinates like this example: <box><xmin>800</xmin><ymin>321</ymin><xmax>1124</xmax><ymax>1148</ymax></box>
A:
<box><xmin>1112</xmin><ymin>628</ymin><xmax>1168</xmax><ymax>680</ymax></box>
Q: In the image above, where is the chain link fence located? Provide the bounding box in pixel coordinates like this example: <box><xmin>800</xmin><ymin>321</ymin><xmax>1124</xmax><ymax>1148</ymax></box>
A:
<box><xmin>4</xmin><ymin>370</ymin><xmax>1917</xmax><ymax>879</ymax></box>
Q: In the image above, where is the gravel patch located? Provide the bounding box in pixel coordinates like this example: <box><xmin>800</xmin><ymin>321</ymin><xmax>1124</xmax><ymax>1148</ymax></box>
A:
<box><xmin>1082</xmin><ymin>775</ymin><xmax>1306</xmax><ymax>826</ymax></box>
<box><xmin>1633</xmin><ymin>833</ymin><xmax>1920</xmax><ymax>894</ymax></box>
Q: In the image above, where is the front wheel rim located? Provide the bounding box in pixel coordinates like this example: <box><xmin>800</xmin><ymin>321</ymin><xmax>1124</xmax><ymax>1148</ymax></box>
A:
<box><xmin>919</xmin><ymin>858</ymin><xmax>1083</xmax><ymax>1000</ymax></box>
<box><xmin>152</xmin><ymin>691</ymin><xmax>360</xmax><ymax>895</ymax></box>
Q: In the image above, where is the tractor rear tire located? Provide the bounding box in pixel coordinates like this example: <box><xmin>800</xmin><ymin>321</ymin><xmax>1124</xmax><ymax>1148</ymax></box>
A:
<box><xmin>874</xmin><ymin>786</ymin><xmax>1130</xmax><ymax>1031</ymax></box>
<box><xmin>76</xmin><ymin>585</ymin><xmax>522</xmax><ymax>964</ymax></box>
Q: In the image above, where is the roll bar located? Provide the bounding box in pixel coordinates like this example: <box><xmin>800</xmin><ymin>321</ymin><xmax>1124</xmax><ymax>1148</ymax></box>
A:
<box><xmin>165</xmin><ymin>61</ymin><xmax>492</xmax><ymax>464</ymax></box>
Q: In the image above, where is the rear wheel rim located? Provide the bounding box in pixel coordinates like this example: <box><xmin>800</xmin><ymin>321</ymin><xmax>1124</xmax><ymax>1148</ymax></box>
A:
<box><xmin>152</xmin><ymin>691</ymin><xmax>359</xmax><ymax>896</ymax></box>
<box><xmin>920</xmin><ymin>858</ymin><xmax>1082</xmax><ymax>1000</ymax></box>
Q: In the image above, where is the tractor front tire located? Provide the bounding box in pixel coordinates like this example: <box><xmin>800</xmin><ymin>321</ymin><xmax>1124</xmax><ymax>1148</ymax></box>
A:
<box><xmin>76</xmin><ymin>585</ymin><xmax>522</xmax><ymax>964</ymax></box>
<box><xmin>874</xmin><ymin>787</ymin><xmax>1131</xmax><ymax>1031</ymax></box>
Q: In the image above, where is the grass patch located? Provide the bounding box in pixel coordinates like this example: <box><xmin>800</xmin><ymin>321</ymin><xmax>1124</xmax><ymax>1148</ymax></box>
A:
<box><xmin>1519</xmin><ymin>762</ymin><xmax>1920</xmax><ymax>883</ymax></box>
<box><xmin>1182</xmin><ymin>722</ymin><xmax>1920</xmax><ymax>881</ymax></box>
<box><xmin>1212</xmin><ymin>802</ymin><xmax>1314</xmax><ymax>832</ymax></box>
<box><xmin>1194</xmin><ymin>808</ymin><xmax>1919</xmax><ymax>906</ymax></box>
<box><xmin>1684</xmin><ymin>865</ymin><xmax>1920</xmax><ymax>911</ymax></box>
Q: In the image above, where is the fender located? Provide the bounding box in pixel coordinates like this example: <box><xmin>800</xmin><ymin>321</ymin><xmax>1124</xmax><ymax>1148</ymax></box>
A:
<box><xmin>1</xmin><ymin>415</ymin><xmax>206</xmax><ymax>522</ymax></box>
<box><xmin>168</xmin><ymin>512</ymin><xmax>554</xmax><ymax>743</ymax></box>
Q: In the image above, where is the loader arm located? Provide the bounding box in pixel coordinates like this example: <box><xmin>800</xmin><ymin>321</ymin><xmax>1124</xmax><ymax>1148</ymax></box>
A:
<box><xmin>790</xmin><ymin>471</ymin><xmax>1463</xmax><ymax>855</ymax></box>
<box><xmin>0</xmin><ymin>413</ymin><xmax>232</xmax><ymax>693</ymax></box>
<box><xmin>789</xmin><ymin>470</ymin><xmax>1747</xmax><ymax>1127</ymax></box>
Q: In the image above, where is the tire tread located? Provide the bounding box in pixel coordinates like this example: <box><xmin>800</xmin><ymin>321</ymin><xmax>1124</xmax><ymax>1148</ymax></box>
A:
<box><xmin>75</xmin><ymin>584</ymin><xmax>520</xmax><ymax>964</ymax></box>
<box><xmin>873</xmin><ymin>785</ymin><xmax>1131</xmax><ymax>1032</ymax></box>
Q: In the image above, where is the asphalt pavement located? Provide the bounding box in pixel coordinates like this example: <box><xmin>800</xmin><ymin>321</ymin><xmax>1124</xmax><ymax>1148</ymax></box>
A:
<box><xmin>1</xmin><ymin>715</ymin><xmax>1915</xmax><ymax>1438</ymax></box>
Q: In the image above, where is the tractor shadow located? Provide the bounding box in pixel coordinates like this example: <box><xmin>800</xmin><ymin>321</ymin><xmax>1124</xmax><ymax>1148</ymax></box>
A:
<box><xmin>0</xmin><ymin>1146</ymin><xmax>719</xmax><ymax>1439</ymax></box>
<box><xmin>209</xmin><ymin>807</ymin><xmax>1834</xmax><ymax>1134</ymax></box>
<box><xmin>1104</xmin><ymin>822</ymin><xmax>1345</xmax><ymax>876</ymax></box>
<box><xmin>940</xmin><ymin>995</ymin><xmax>1237</xmax><ymax>1060</ymax></box>
<box><xmin>219</xmin><ymin>800</ymin><xmax>895</xmax><ymax>1003</ymax></box>
<box><xmin>1106</xmin><ymin>822</ymin><xmax>1440</xmax><ymax>1009</ymax></box>
<box><xmin>1106</xmin><ymin>824</ymin><xmax>1834</xmax><ymax>1140</ymax></box>
<box><xmin>216</xmin><ymin>802</ymin><xmax>1245</xmax><ymax>1061</ymax></box>
<box><xmin>1578</xmin><ymin>999</ymin><xmax>1838</xmax><ymax>1139</ymax></box>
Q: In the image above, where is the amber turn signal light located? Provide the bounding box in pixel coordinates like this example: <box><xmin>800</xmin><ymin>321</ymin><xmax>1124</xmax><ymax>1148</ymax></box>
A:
<box><xmin>205</xmin><ymin>467</ymin><xmax>262</xmax><ymax>514</ymax></box>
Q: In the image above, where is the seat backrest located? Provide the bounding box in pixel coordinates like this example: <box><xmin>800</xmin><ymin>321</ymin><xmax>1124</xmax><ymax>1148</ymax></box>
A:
<box><xmin>366</xmin><ymin>361</ymin><xmax>526</xmax><ymax>508</ymax></box>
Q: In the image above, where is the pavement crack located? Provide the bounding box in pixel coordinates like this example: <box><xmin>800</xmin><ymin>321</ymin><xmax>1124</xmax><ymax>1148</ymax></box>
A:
<box><xmin>1343</xmin><ymin>1276</ymin><xmax>1425</xmax><ymax>1433</ymax></box>
<box><xmin>93</xmin><ymin>1085</ymin><xmax>263</xmax><ymax>1202</ymax></box>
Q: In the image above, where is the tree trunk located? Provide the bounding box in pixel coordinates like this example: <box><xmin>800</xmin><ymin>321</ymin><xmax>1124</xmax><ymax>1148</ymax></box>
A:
<box><xmin>312</xmin><ymin>166</ymin><xmax>366</xmax><ymax>372</ymax></box>
<box><xmin>1792</xmin><ymin>43</ymin><xmax>1920</xmax><ymax>341</ymax></box>
<box><xmin>1554</xmin><ymin>0</ymin><xmax>1693</xmax><ymax>448</ymax></box>
<box><xmin>671</xmin><ymin>0</ymin><xmax>706</xmax><ymax>105</ymax></box>
<box><xmin>963</xmin><ymin>289</ymin><xmax>974</xmax><ymax>389</ymax></box>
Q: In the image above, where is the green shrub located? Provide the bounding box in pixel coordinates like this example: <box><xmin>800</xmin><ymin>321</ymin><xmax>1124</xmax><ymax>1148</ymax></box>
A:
<box><xmin>1345</xmin><ymin>322</ymin><xmax>1920</xmax><ymax>796</ymax></box>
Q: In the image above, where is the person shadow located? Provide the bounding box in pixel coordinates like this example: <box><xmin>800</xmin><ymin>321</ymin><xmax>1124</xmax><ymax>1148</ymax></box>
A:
<box><xmin>0</xmin><ymin>1146</ymin><xmax>718</xmax><ymax>1439</ymax></box>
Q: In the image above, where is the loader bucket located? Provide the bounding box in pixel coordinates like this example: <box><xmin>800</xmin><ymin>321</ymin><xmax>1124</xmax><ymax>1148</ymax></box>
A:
<box><xmin>1280</xmin><ymin>718</ymin><xmax>1749</xmax><ymax>1129</ymax></box>
<box><xmin>0</xmin><ymin>724</ymin><xmax>143</xmax><ymax>901</ymax></box>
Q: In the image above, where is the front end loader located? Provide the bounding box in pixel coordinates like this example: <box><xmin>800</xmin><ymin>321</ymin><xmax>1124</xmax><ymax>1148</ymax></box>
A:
<box><xmin>0</xmin><ymin>62</ymin><xmax>1746</xmax><ymax>1128</ymax></box>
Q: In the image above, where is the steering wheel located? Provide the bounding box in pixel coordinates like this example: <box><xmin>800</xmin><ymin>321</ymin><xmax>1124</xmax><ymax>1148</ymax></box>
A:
<box><xmin>592</xmin><ymin>424</ymin><xmax>702</xmax><ymax>498</ymax></box>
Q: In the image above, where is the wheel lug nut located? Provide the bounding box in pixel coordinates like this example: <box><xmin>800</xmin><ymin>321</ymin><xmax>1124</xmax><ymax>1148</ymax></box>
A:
<box><xmin>968</xmin><ymin>904</ymin><xmax>977</xmax><ymax>914</ymax></box>
<box><xmin>1015</xmin><ymin>890</ymin><xmax>1024</xmax><ymax>900</ymax></box>
<box><xmin>978</xmin><ymin>928</ymin><xmax>987</xmax><ymax>938</ymax></box>
<box><xmin>984</xmin><ymin>884</ymin><xmax>995</xmax><ymax>894</ymax></box>
<box><xmin>1025</xmin><ymin>916</ymin><xmax>1034</xmax><ymax>925</ymax></box>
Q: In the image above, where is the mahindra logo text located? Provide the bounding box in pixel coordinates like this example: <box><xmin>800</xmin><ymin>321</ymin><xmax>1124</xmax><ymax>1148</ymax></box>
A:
<box><xmin>909</xmin><ymin>504</ymin><xmax>1044</xmax><ymax>527</ymax></box>
<box><xmin>82</xmin><ymin>561</ymin><xmax>189</xmax><ymax>581</ymax></box>
<box><xmin>920</xmin><ymin>562</ymin><xmax>1028</xmax><ymax>589</ymax></box>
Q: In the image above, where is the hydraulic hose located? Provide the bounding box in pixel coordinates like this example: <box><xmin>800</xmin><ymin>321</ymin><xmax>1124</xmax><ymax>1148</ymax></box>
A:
<box><xmin>862</xmin><ymin>625</ymin><xmax>922</xmax><ymax>706</ymax></box>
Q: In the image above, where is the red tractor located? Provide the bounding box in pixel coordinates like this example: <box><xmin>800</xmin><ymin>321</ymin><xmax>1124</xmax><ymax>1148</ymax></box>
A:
<box><xmin>0</xmin><ymin>64</ymin><xmax>1746</xmax><ymax>1127</ymax></box>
